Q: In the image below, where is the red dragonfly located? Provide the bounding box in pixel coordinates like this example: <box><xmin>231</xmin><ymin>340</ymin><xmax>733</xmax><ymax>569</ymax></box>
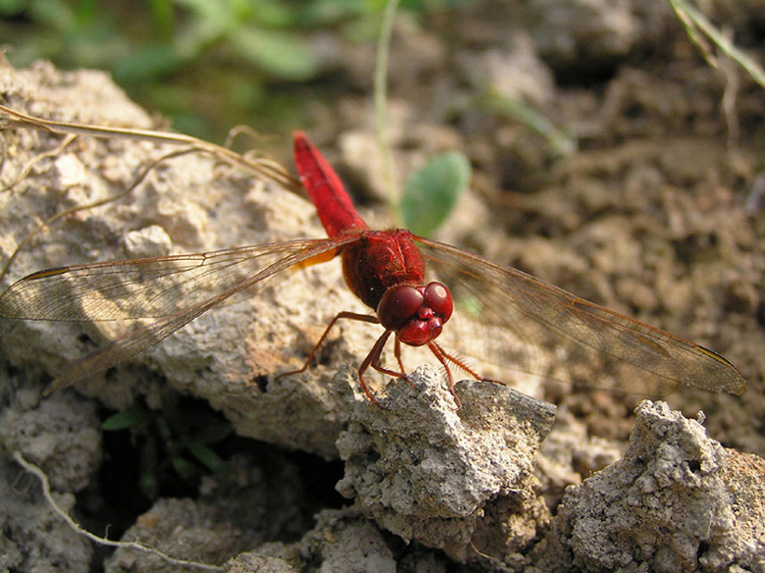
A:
<box><xmin>0</xmin><ymin>132</ymin><xmax>746</xmax><ymax>404</ymax></box>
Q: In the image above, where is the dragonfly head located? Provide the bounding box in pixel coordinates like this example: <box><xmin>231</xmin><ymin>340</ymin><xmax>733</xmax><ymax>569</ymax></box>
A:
<box><xmin>377</xmin><ymin>282</ymin><xmax>453</xmax><ymax>347</ymax></box>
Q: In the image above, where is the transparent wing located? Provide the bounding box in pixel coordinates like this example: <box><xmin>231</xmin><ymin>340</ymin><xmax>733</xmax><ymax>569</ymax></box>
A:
<box><xmin>0</xmin><ymin>236</ymin><xmax>359</xmax><ymax>391</ymax></box>
<box><xmin>415</xmin><ymin>236</ymin><xmax>745</xmax><ymax>397</ymax></box>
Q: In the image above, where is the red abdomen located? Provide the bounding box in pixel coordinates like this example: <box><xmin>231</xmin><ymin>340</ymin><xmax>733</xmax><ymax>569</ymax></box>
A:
<box><xmin>294</xmin><ymin>131</ymin><xmax>366</xmax><ymax>238</ymax></box>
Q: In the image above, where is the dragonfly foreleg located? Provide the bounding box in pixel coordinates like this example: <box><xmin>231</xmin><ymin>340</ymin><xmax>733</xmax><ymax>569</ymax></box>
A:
<box><xmin>277</xmin><ymin>311</ymin><xmax>379</xmax><ymax>378</ymax></box>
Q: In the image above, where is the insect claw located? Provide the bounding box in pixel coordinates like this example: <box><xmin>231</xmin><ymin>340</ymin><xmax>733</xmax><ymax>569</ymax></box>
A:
<box><xmin>450</xmin><ymin>387</ymin><xmax>463</xmax><ymax>410</ymax></box>
<box><xmin>360</xmin><ymin>382</ymin><xmax>389</xmax><ymax>410</ymax></box>
<box><xmin>403</xmin><ymin>373</ymin><xmax>418</xmax><ymax>390</ymax></box>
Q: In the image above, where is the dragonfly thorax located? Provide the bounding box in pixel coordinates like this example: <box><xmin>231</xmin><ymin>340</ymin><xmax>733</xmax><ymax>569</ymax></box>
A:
<box><xmin>340</xmin><ymin>229</ymin><xmax>426</xmax><ymax>310</ymax></box>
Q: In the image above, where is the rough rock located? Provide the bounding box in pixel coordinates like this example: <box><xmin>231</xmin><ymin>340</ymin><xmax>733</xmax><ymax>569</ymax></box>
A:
<box><xmin>532</xmin><ymin>401</ymin><xmax>765</xmax><ymax>572</ymax></box>
<box><xmin>2</xmin><ymin>30</ymin><xmax>764</xmax><ymax>573</ymax></box>
<box><xmin>99</xmin><ymin>365</ymin><xmax>556</xmax><ymax>571</ymax></box>
<box><xmin>0</xmin><ymin>455</ymin><xmax>92</xmax><ymax>571</ymax></box>
<box><xmin>300</xmin><ymin>509</ymin><xmax>398</xmax><ymax>573</ymax></box>
<box><xmin>527</xmin><ymin>0</ymin><xmax>673</xmax><ymax>73</ymax></box>
<box><xmin>534</xmin><ymin>406</ymin><xmax>624</xmax><ymax>509</ymax></box>
<box><xmin>105</xmin><ymin>454</ymin><xmax>310</xmax><ymax>572</ymax></box>
<box><xmin>226</xmin><ymin>552</ymin><xmax>298</xmax><ymax>573</ymax></box>
<box><xmin>0</xmin><ymin>388</ymin><xmax>101</xmax><ymax>492</ymax></box>
<box><xmin>336</xmin><ymin>365</ymin><xmax>556</xmax><ymax>563</ymax></box>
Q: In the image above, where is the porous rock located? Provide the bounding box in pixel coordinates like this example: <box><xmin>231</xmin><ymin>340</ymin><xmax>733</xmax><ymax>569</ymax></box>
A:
<box><xmin>226</xmin><ymin>553</ymin><xmax>297</xmax><ymax>573</ymax></box>
<box><xmin>335</xmin><ymin>365</ymin><xmax>556</xmax><ymax>563</ymax></box>
<box><xmin>527</xmin><ymin>0</ymin><xmax>673</xmax><ymax>72</ymax></box>
<box><xmin>300</xmin><ymin>508</ymin><xmax>398</xmax><ymax>573</ymax></box>
<box><xmin>532</xmin><ymin>401</ymin><xmax>765</xmax><ymax>572</ymax></box>
<box><xmin>534</xmin><ymin>406</ymin><xmax>624</xmax><ymax>510</ymax></box>
<box><xmin>0</xmin><ymin>389</ymin><xmax>101</xmax><ymax>493</ymax></box>
<box><xmin>0</xmin><ymin>455</ymin><xmax>92</xmax><ymax>571</ymax></box>
<box><xmin>105</xmin><ymin>453</ymin><xmax>309</xmax><ymax>572</ymax></box>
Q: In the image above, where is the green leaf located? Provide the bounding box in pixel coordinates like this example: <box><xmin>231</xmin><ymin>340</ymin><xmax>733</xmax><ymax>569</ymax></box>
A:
<box><xmin>170</xmin><ymin>455</ymin><xmax>198</xmax><ymax>480</ymax></box>
<box><xmin>26</xmin><ymin>0</ymin><xmax>76</xmax><ymax>31</ymax></box>
<box><xmin>249</xmin><ymin>0</ymin><xmax>297</xmax><ymax>27</ymax></box>
<box><xmin>139</xmin><ymin>470</ymin><xmax>159</xmax><ymax>500</ymax></box>
<box><xmin>145</xmin><ymin>0</ymin><xmax>175</xmax><ymax>39</ymax></box>
<box><xmin>229</xmin><ymin>27</ymin><xmax>320</xmax><ymax>80</ymax></box>
<box><xmin>297</xmin><ymin>0</ymin><xmax>373</xmax><ymax>25</ymax></box>
<box><xmin>401</xmin><ymin>151</ymin><xmax>471</xmax><ymax>237</ymax></box>
<box><xmin>0</xmin><ymin>0</ymin><xmax>29</xmax><ymax>17</ymax></box>
<box><xmin>457</xmin><ymin>293</ymin><xmax>483</xmax><ymax>317</ymax></box>
<box><xmin>193</xmin><ymin>421</ymin><xmax>234</xmax><ymax>445</ymax></box>
<box><xmin>187</xmin><ymin>442</ymin><xmax>229</xmax><ymax>474</ymax></box>
<box><xmin>113</xmin><ymin>44</ymin><xmax>186</xmax><ymax>83</ymax></box>
<box><xmin>175</xmin><ymin>0</ymin><xmax>236</xmax><ymax>31</ymax></box>
<box><xmin>102</xmin><ymin>407</ymin><xmax>150</xmax><ymax>431</ymax></box>
<box><xmin>139</xmin><ymin>434</ymin><xmax>159</xmax><ymax>498</ymax></box>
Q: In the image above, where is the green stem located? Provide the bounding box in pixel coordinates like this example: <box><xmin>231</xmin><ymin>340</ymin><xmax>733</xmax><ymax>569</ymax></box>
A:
<box><xmin>374</xmin><ymin>0</ymin><xmax>401</xmax><ymax>223</ymax></box>
<box><xmin>668</xmin><ymin>0</ymin><xmax>765</xmax><ymax>89</ymax></box>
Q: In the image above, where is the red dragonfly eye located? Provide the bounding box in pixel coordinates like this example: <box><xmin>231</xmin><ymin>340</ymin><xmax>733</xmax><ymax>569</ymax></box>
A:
<box><xmin>423</xmin><ymin>282</ymin><xmax>453</xmax><ymax>323</ymax></box>
<box><xmin>376</xmin><ymin>282</ymin><xmax>454</xmax><ymax>347</ymax></box>
<box><xmin>377</xmin><ymin>285</ymin><xmax>424</xmax><ymax>332</ymax></box>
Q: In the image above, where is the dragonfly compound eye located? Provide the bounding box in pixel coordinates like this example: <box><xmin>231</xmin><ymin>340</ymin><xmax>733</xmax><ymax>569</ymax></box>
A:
<box><xmin>377</xmin><ymin>283</ymin><xmax>452</xmax><ymax>347</ymax></box>
<box><xmin>377</xmin><ymin>285</ymin><xmax>424</xmax><ymax>332</ymax></box>
<box><xmin>423</xmin><ymin>282</ymin><xmax>453</xmax><ymax>323</ymax></box>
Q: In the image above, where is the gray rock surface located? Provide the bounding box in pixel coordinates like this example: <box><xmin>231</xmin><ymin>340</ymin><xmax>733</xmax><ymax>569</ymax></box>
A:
<box><xmin>336</xmin><ymin>366</ymin><xmax>556</xmax><ymax>563</ymax></box>
<box><xmin>0</xmin><ymin>455</ymin><xmax>92</xmax><ymax>571</ymax></box>
<box><xmin>0</xmin><ymin>389</ymin><xmax>101</xmax><ymax>492</ymax></box>
<box><xmin>2</xmin><ymin>53</ymin><xmax>763</xmax><ymax>573</ymax></box>
<box><xmin>532</xmin><ymin>401</ymin><xmax>765</xmax><ymax>572</ymax></box>
<box><xmin>527</xmin><ymin>0</ymin><xmax>672</xmax><ymax>71</ymax></box>
<box><xmin>105</xmin><ymin>453</ymin><xmax>310</xmax><ymax>572</ymax></box>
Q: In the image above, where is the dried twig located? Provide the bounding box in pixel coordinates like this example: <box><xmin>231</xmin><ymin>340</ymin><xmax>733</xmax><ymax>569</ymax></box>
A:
<box><xmin>0</xmin><ymin>133</ymin><xmax>78</xmax><ymax>194</ymax></box>
<box><xmin>0</xmin><ymin>103</ymin><xmax>303</xmax><ymax>281</ymax></box>
<box><xmin>0</xmin><ymin>103</ymin><xmax>300</xmax><ymax>191</ymax></box>
<box><xmin>13</xmin><ymin>451</ymin><xmax>225</xmax><ymax>571</ymax></box>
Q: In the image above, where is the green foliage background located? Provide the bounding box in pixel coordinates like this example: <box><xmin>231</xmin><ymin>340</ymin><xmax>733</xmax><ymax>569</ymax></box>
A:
<box><xmin>0</xmin><ymin>0</ymin><xmax>459</xmax><ymax>140</ymax></box>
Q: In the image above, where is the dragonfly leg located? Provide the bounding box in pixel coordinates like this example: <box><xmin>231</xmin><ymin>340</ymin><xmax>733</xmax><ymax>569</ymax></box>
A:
<box><xmin>276</xmin><ymin>311</ymin><xmax>406</xmax><ymax>408</ymax></box>
<box><xmin>426</xmin><ymin>341</ymin><xmax>488</xmax><ymax>409</ymax></box>
<box><xmin>276</xmin><ymin>311</ymin><xmax>380</xmax><ymax>379</ymax></box>
<box><xmin>393</xmin><ymin>337</ymin><xmax>417</xmax><ymax>390</ymax></box>
<box><xmin>357</xmin><ymin>329</ymin><xmax>396</xmax><ymax>408</ymax></box>
<box><xmin>359</xmin><ymin>331</ymin><xmax>430</xmax><ymax>408</ymax></box>
<box><xmin>365</xmin><ymin>334</ymin><xmax>409</xmax><ymax>380</ymax></box>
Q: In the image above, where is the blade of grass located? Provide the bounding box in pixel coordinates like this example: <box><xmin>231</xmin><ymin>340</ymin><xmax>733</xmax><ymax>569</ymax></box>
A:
<box><xmin>668</xmin><ymin>0</ymin><xmax>765</xmax><ymax>89</ymax></box>
<box><xmin>374</xmin><ymin>0</ymin><xmax>401</xmax><ymax>223</ymax></box>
